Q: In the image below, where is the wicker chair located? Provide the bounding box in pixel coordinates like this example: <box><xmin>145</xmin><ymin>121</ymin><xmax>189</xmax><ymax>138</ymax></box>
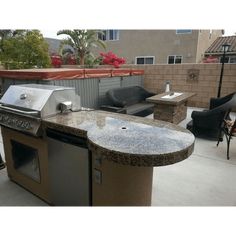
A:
<box><xmin>217</xmin><ymin>118</ymin><xmax>236</xmax><ymax>160</ymax></box>
<box><xmin>186</xmin><ymin>92</ymin><xmax>236</xmax><ymax>140</ymax></box>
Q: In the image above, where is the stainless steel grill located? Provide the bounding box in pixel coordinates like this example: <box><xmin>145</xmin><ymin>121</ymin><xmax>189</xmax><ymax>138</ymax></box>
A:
<box><xmin>0</xmin><ymin>84</ymin><xmax>81</xmax><ymax>136</ymax></box>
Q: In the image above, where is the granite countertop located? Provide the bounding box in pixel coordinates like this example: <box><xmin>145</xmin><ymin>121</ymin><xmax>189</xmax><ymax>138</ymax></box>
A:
<box><xmin>43</xmin><ymin>110</ymin><xmax>195</xmax><ymax>167</ymax></box>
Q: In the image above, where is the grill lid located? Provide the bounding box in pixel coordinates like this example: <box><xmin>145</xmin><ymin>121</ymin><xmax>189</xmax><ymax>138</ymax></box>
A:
<box><xmin>0</xmin><ymin>84</ymin><xmax>81</xmax><ymax>118</ymax></box>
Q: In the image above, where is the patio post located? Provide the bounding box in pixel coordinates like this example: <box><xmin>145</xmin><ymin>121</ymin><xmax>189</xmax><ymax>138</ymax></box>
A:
<box><xmin>217</xmin><ymin>43</ymin><xmax>231</xmax><ymax>98</ymax></box>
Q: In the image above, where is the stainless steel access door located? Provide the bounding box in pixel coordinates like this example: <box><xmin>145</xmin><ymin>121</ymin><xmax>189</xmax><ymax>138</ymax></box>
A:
<box><xmin>47</xmin><ymin>129</ymin><xmax>91</xmax><ymax>206</ymax></box>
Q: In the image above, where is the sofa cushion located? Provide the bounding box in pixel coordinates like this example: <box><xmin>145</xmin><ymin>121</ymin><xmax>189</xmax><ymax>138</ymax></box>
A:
<box><xmin>126</xmin><ymin>102</ymin><xmax>154</xmax><ymax>115</ymax></box>
<box><xmin>102</xmin><ymin>86</ymin><xmax>155</xmax><ymax>117</ymax></box>
<box><xmin>106</xmin><ymin>86</ymin><xmax>154</xmax><ymax>107</ymax></box>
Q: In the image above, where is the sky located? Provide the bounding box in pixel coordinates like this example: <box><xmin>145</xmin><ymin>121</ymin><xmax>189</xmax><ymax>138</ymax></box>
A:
<box><xmin>2</xmin><ymin>1</ymin><xmax>236</xmax><ymax>39</ymax></box>
<box><xmin>40</xmin><ymin>30</ymin><xmax>64</xmax><ymax>39</ymax></box>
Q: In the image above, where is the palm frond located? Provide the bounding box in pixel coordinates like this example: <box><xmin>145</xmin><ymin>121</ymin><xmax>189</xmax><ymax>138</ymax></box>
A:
<box><xmin>56</xmin><ymin>29</ymin><xmax>107</xmax><ymax>65</ymax></box>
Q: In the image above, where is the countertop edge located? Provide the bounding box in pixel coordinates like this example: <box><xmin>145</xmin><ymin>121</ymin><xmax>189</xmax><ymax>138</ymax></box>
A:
<box><xmin>88</xmin><ymin>137</ymin><xmax>194</xmax><ymax>167</ymax></box>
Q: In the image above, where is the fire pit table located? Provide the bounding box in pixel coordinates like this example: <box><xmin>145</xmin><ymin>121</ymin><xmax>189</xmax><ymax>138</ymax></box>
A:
<box><xmin>146</xmin><ymin>92</ymin><xmax>196</xmax><ymax>124</ymax></box>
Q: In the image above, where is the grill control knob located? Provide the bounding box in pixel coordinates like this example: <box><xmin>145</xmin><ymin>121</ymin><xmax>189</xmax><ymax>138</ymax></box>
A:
<box><xmin>3</xmin><ymin>115</ymin><xmax>9</xmax><ymax>122</ymax></box>
<box><xmin>24</xmin><ymin>121</ymin><xmax>32</xmax><ymax>130</ymax></box>
<box><xmin>17</xmin><ymin>120</ymin><xmax>23</xmax><ymax>127</ymax></box>
<box><xmin>7</xmin><ymin>118</ymin><xmax>13</xmax><ymax>124</ymax></box>
<box><xmin>21</xmin><ymin>121</ymin><xmax>26</xmax><ymax>129</ymax></box>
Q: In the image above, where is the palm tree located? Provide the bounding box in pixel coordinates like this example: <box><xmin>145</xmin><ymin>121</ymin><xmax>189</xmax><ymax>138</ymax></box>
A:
<box><xmin>57</xmin><ymin>29</ymin><xmax>106</xmax><ymax>65</ymax></box>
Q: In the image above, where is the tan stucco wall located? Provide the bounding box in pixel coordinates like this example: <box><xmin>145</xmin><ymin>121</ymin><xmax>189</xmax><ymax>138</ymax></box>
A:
<box><xmin>122</xmin><ymin>63</ymin><xmax>236</xmax><ymax>108</ymax></box>
<box><xmin>93</xmin><ymin>30</ymin><xmax>222</xmax><ymax>64</ymax></box>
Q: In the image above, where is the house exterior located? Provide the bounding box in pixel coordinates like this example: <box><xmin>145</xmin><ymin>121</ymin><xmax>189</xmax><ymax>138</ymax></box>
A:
<box><xmin>204</xmin><ymin>36</ymin><xmax>236</xmax><ymax>63</ymax></box>
<box><xmin>44</xmin><ymin>37</ymin><xmax>61</xmax><ymax>54</ymax></box>
<box><xmin>93</xmin><ymin>30</ymin><xmax>223</xmax><ymax>64</ymax></box>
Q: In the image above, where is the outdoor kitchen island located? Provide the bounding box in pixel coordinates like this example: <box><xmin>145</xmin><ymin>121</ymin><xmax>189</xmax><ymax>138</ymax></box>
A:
<box><xmin>43</xmin><ymin>110</ymin><xmax>195</xmax><ymax>206</ymax></box>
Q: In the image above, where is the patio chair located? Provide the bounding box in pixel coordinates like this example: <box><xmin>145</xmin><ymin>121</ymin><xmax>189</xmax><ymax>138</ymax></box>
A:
<box><xmin>217</xmin><ymin>118</ymin><xmax>236</xmax><ymax>160</ymax></box>
<box><xmin>209</xmin><ymin>92</ymin><xmax>236</xmax><ymax>114</ymax></box>
<box><xmin>186</xmin><ymin>92</ymin><xmax>236</xmax><ymax>140</ymax></box>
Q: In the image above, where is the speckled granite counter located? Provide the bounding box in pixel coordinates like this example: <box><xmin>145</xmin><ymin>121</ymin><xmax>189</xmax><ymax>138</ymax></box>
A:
<box><xmin>43</xmin><ymin>110</ymin><xmax>194</xmax><ymax>167</ymax></box>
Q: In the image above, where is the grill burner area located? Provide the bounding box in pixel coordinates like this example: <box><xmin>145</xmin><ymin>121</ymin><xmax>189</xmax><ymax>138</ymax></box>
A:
<box><xmin>0</xmin><ymin>84</ymin><xmax>81</xmax><ymax>136</ymax></box>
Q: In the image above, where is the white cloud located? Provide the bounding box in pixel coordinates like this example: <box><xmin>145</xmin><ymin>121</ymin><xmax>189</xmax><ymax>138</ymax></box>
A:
<box><xmin>224</xmin><ymin>30</ymin><xmax>236</xmax><ymax>36</ymax></box>
<box><xmin>40</xmin><ymin>30</ymin><xmax>64</xmax><ymax>39</ymax></box>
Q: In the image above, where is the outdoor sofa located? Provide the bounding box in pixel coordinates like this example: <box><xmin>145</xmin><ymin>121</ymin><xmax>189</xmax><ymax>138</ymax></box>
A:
<box><xmin>100</xmin><ymin>86</ymin><xmax>156</xmax><ymax>117</ymax></box>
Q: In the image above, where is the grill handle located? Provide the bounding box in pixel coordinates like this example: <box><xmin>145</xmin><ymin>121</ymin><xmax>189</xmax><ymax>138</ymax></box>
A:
<box><xmin>0</xmin><ymin>104</ymin><xmax>39</xmax><ymax>115</ymax></box>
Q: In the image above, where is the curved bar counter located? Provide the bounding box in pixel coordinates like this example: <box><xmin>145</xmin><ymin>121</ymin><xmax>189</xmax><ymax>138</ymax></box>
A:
<box><xmin>87</xmin><ymin>117</ymin><xmax>194</xmax><ymax>167</ymax></box>
<box><xmin>43</xmin><ymin>110</ymin><xmax>195</xmax><ymax>206</ymax></box>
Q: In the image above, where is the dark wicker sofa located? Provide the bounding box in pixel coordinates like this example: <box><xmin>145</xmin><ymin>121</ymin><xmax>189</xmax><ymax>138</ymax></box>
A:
<box><xmin>100</xmin><ymin>86</ymin><xmax>156</xmax><ymax>117</ymax></box>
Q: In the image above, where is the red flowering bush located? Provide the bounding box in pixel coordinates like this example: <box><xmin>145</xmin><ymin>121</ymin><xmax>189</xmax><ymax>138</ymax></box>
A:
<box><xmin>202</xmin><ymin>55</ymin><xmax>219</xmax><ymax>63</ymax></box>
<box><xmin>67</xmin><ymin>55</ymin><xmax>77</xmax><ymax>65</ymax></box>
<box><xmin>63</xmin><ymin>54</ymin><xmax>77</xmax><ymax>65</ymax></box>
<box><xmin>100</xmin><ymin>51</ymin><xmax>126</xmax><ymax>68</ymax></box>
<box><xmin>51</xmin><ymin>54</ymin><xmax>62</xmax><ymax>68</ymax></box>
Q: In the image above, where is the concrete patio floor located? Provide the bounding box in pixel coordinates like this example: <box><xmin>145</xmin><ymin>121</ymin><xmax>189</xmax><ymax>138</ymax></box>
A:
<box><xmin>0</xmin><ymin>107</ymin><xmax>235</xmax><ymax>206</ymax></box>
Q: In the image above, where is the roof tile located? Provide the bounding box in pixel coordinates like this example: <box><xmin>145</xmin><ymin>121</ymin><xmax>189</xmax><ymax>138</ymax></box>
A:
<box><xmin>205</xmin><ymin>36</ymin><xmax>236</xmax><ymax>54</ymax></box>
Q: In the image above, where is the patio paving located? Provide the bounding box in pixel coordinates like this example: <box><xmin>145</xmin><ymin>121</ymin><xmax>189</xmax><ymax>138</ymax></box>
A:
<box><xmin>152</xmin><ymin>108</ymin><xmax>236</xmax><ymax>206</ymax></box>
<box><xmin>0</xmin><ymin>107</ymin><xmax>235</xmax><ymax>206</ymax></box>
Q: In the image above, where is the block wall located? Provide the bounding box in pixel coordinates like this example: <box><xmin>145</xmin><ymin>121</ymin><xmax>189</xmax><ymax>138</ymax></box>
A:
<box><xmin>123</xmin><ymin>64</ymin><xmax>236</xmax><ymax>108</ymax></box>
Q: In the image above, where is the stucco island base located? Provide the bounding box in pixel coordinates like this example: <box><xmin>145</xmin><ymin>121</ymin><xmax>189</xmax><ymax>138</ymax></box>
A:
<box><xmin>92</xmin><ymin>155</ymin><xmax>153</xmax><ymax>206</ymax></box>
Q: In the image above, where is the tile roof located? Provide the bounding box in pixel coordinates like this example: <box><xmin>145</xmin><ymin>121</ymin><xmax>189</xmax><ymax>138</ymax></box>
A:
<box><xmin>205</xmin><ymin>36</ymin><xmax>236</xmax><ymax>54</ymax></box>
